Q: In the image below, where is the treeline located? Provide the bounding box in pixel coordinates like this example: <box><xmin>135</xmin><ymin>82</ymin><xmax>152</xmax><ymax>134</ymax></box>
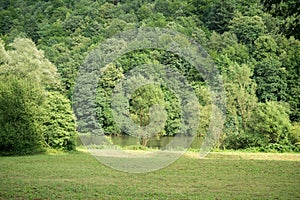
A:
<box><xmin>0</xmin><ymin>0</ymin><xmax>299</xmax><ymax>154</ymax></box>
<box><xmin>0</xmin><ymin>39</ymin><xmax>76</xmax><ymax>155</ymax></box>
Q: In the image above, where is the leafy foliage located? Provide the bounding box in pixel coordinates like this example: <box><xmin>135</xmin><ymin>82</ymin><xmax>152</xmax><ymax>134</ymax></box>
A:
<box><xmin>0</xmin><ymin>76</ymin><xmax>45</xmax><ymax>155</ymax></box>
<box><xmin>250</xmin><ymin>101</ymin><xmax>291</xmax><ymax>145</ymax></box>
<box><xmin>0</xmin><ymin>0</ymin><xmax>299</xmax><ymax>152</ymax></box>
<box><xmin>229</xmin><ymin>12</ymin><xmax>266</xmax><ymax>45</ymax></box>
<box><xmin>43</xmin><ymin>91</ymin><xmax>77</xmax><ymax>151</ymax></box>
<box><xmin>0</xmin><ymin>38</ymin><xmax>77</xmax><ymax>155</ymax></box>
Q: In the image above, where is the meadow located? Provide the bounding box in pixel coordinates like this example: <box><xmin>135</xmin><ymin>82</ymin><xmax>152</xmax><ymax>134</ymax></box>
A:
<box><xmin>0</xmin><ymin>151</ymin><xmax>299</xmax><ymax>199</ymax></box>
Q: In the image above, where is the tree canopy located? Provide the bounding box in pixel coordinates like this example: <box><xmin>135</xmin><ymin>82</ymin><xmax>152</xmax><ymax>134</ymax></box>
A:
<box><xmin>0</xmin><ymin>0</ymin><xmax>299</xmax><ymax>153</ymax></box>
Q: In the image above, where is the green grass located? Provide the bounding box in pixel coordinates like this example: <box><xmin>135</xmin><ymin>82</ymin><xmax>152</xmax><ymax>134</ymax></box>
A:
<box><xmin>0</xmin><ymin>151</ymin><xmax>299</xmax><ymax>199</ymax></box>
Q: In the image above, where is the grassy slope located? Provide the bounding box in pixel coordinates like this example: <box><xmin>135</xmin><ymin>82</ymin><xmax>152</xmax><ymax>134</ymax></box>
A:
<box><xmin>0</xmin><ymin>152</ymin><xmax>299</xmax><ymax>199</ymax></box>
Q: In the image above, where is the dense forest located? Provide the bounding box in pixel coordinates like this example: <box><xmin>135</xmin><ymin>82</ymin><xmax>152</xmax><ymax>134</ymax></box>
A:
<box><xmin>0</xmin><ymin>0</ymin><xmax>299</xmax><ymax>155</ymax></box>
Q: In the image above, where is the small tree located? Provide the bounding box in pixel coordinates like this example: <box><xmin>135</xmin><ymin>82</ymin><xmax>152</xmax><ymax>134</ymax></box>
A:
<box><xmin>223</xmin><ymin>61</ymin><xmax>257</xmax><ymax>133</ymax></box>
<box><xmin>130</xmin><ymin>84</ymin><xmax>165</xmax><ymax>146</ymax></box>
<box><xmin>43</xmin><ymin>91</ymin><xmax>77</xmax><ymax>151</ymax></box>
<box><xmin>0</xmin><ymin>76</ymin><xmax>45</xmax><ymax>155</ymax></box>
<box><xmin>250</xmin><ymin>101</ymin><xmax>291</xmax><ymax>145</ymax></box>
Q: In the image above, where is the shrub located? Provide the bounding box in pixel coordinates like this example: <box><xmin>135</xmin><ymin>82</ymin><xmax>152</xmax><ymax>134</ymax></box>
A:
<box><xmin>43</xmin><ymin>91</ymin><xmax>77</xmax><ymax>151</ymax></box>
<box><xmin>0</xmin><ymin>77</ymin><xmax>45</xmax><ymax>155</ymax></box>
<box><xmin>260</xmin><ymin>143</ymin><xmax>299</xmax><ymax>153</ymax></box>
<box><xmin>290</xmin><ymin>122</ymin><xmax>300</xmax><ymax>145</ymax></box>
<box><xmin>250</xmin><ymin>101</ymin><xmax>292</xmax><ymax>144</ymax></box>
<box><xmin>222</xmin><ymin>131</ymin><xmax>266</xmax><ymax>150</ymax></box>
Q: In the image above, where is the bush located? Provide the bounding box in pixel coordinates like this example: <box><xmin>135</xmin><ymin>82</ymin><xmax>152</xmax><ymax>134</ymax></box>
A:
<box><xmin>250</xmin><ymin>101</ymin><xmax>292</xmax><ymax>144</ymax></box>
<box><xmin>259</xmin><ymin>143</ymin><xmax>299</xmax><ymax>153</ymax></box>
<box><xmin>43</xmin><ymin>91</ymin><xmax>77</xmax><ymax>151</ymax></box>
<box><xmin>0</xmin><ymin>77</ymin><xmax>45</xmax><ymax>155</ymax></box>
<box><xmin>222</xmin><ymin>131</ymin><xmax>266</xmax><ymax>150</ymax></box>
<box><xmin>290</xmin><ymin>122</ymin><xmax>300</xmax><ymax>145</ymax></box>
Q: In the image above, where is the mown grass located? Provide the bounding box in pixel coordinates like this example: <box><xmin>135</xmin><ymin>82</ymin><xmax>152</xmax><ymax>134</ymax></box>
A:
<box><xmin>0</xmin><ymin>151</ymin><xmax>299</xmax><ymax>199</ymax></box>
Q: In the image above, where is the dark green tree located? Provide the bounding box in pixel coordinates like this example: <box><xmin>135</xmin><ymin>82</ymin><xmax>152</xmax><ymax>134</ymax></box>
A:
<box><xmin>229</xmin><ymin>12</ymin><xmax>266</xmax><ymax>45</ymax></box>
<box><xmin>253</xmin><ymin>35</ymin><xmax>287</xmax><ymax>102</ymax></box>
<box><xmin>276</xmin><ymin>36</ymin><xmax>300</xmax><ymax>122</ymax></box>
<box><xmin>261</xmin><ymin>0</ymin><xmax>300</xmax><ymax>39</ymax></box>
<box><xmin>204</xmin><ymin>0</ymin><xmax>236</xmax><ymax>33</ymax></box>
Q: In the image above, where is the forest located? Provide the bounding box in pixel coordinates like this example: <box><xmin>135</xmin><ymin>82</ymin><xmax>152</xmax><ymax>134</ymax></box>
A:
<box><xmin>0</xmin><ymin>0</ymin><xmax>299</xmax><ymax>155</ymax></box>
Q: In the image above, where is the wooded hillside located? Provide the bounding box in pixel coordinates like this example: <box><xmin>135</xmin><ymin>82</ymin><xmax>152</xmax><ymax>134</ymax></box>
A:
<box><xmin>0</xmin><ymin>0</ymin><xmax>299</xmax><ymax>154</ymax></box>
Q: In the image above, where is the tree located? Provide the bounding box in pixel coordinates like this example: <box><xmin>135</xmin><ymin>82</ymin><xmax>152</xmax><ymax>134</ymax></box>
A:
<box><xmin>136</xmin><ymin>3</ymin><xmax>153</xmax><ymax>21</ymax></box>
<box><xmin>43</xmin><ymin>91</ymin><xmax>77</xmax><ymax>151</ymax></box>
<box><xmin>0</xmin><ymin>38</ymin><xmax>60</xmax><ymax>90</ymax></box>
<box><xmin>209</xmin><ymin>31</ymin><xmax>250</xmax><ymax>64</ymax></box>
<box><xmin>223</xmin><ymin>61</ymin><xmax>257</xmax><ymax>133</ymax></box>
<box><xmin>253</xmin><ymin>35</ymin><xmax>287</xmax><ymax>102</ymax></box>
<box><xmin>154</xmin><ymin>0</ymin><xmax>174</xmax><ymax>17</ymax></box>
<box><xmin>129</xmin><ymin>83</ymin><xmax>166</xmax><ymax>146</ymax></box>
<box><xmin>229</xmin><ymin>12</ymin><xmax>266</xmax><ymax>45</ymax></box>
<box><xmin>261</xmin><ymin>0</ymin><xmax>300</xmax><ymax>39</ymax></box>
<box><xmin>254</xmin><ymin>56</ymin><xmax>287</xmax><ymax>102</ymax></box>
<box><xmin>0</xmin><ymin>76</ymin><xmax>45</xmax><ymax>155</ymax></box>
<box><xmin>204</xmin><ymin>0</ymin><xmax>236</xmax><ymax>33</ymax></box>
<box><xmin>96</xmin><ymin>63</ymin><xmax>124</xmax><ymax>135</ymax></box>
<box><xmin>276</xmin><ymin>36</ymin><xmax>300</xmax><ymax>122</ymax></box>
<box><xmin>0</xmin><ymin>38</ymin><xmax>77</xmax><ymax>154</ymax></box>
<box><xmin>163</xmin><ymin>86</ymin><xmax>181</xmax><ymax>137</ymax></box>
<box><xmin>250</xmin><ymin>101</ymin><xmax>291</xmax><ymax>145</ymax></box>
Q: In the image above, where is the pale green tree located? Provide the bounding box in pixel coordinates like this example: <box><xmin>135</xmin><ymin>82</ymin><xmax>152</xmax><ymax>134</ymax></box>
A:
<box><xmin>0</xmin><ymin>38</ymin><xmax>77</xmax><ymax>154</ymax></box>
<box><xmin>224</xmin><ymin>62</ymin><xmax>257</xmax><ymax>132</ymax></box>
<box><xmin>250</xmin><ymin>101</ymin><xmax>291</xmax><ymax>145</ymax></box>
<box><xmin>129</xmin><ymin>83</ymin><xmax>166</xmax><ymax>146</ymax></box>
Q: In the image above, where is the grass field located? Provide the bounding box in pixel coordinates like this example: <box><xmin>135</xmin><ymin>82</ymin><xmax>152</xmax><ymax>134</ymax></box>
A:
<box><xmin>0</xmin><ymin>151</ymin><xmax>299</xmax><ymax>199</ymax></box>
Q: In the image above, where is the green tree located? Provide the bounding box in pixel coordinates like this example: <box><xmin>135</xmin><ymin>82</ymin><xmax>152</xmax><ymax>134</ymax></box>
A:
<box><xmin>217</xmin><ymin>59</ymin><xmax>259</xmax><ymax>150</ymax></box>
<box><xmin>276</xmin><ymin>36</ymin><xmax>300</xmax><ymax>122</ymax></box>
<box><xmin>0</xmin><ymin>38</ymin><xmax>60</xmax><ymax>90</ymax></box>
<box><xmin>0</xmin><ymin>38</ymin><xmax>77</xmax><ymax>153</ymax></box>
<box><xmin>0</xmin><ymin>76</ymin><xmax>45</xmax><ymax>155</ymax></box>
<box><xmin>204</xmin><ymin>0</ymin><xmax>236</xmax><ymax>33</ymax></box>
<box><xmin>43</xmin><ymin>91</ymin><xmax>77</xmax><ymax>151</ymax></box>
<box><xmin>154</xmin><ymin>0</ymin><xmax>174</xmax><ymax>17</ymax></box>
<box><xmin>209</xmin><ymin>31</ymin><xmax>250</xmax><ymax>64</ymax></box>
<box><xmin>96</xmin><ymin>63</ymin><xmax>124</xmax><ymax>135</ymax></box>
<box><xmin>224</xmin><ymin>62</ymin><xmax>257</xmax><ymax>132</ymax></box>
<box><xmin>229</xmin><ymin>12</ymin><xmax>266</xmax><ymax>45</ymax></box>
<box><xmin>250</xmin><ymin>101</ymin><xmax>291</xmax><ymax>145</ymax></box>
<box><xmin>163</xmin><ymin>86</ymin><xmax>181</xmax><ymax>137</ymax></box>
<box><xmin>129</xmin><ymin>83</ymin><xmax>166</xmax><ymax>146</ymax></box>
<box><xmin>261</xmin><ymin>0</ymin><xmax>300</xmax><ymax>39</ymax></box>
<box><xmin>253</xmin><ymin>35</ymin><xmax>287</xmax><ymax>102</ymax></box>
<box><xmin>136</xmin><ymin>3</ymin><xmax>153</xmax><ymax>21</ymax></box>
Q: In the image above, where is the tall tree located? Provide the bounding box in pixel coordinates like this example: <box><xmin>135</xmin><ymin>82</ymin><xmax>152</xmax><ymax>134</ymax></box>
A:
<box><xmin>261</xmin><ymin>0</ymin><xmax>300</xmax><ymax>39</ymax></box>
<box><xmin>229</xmin><ymin>12</ymin><xmax>266</xmax><ymax>45</ymax></box>
<box><xmin>253</xmin><ymin>35</ymin><xmax>287</xmax><ymax>102</ymax></box>
<box><xmin>0</xmin><ymin>38</ymin><xmax>77</xmax><ymax>154</ymax></box>
<box><xmin>223</xmin><ymin>61</ymin><xmax>257</xmax><ymax>133</ymax></box>
<box><xmin>129</xmin><ymin>83</ymin><xmax>166</xmax><ymax>146</ymax></box>
<box><xmin>276</xmin><ymin>36</ymin><xmax>300</xmax><ymax>122</ymax></box>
